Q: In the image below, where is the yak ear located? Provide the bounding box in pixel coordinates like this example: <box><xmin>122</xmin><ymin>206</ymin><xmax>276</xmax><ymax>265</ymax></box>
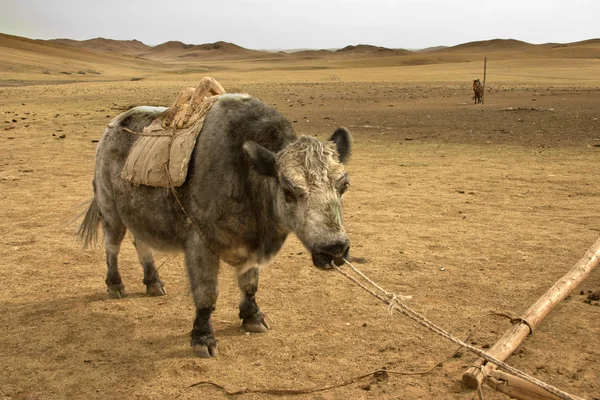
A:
<box><xmin>243</xmin><ymin>141</ymin><xmax>277</xmax><ymax>177</ymax></box>
<box><xmin>328</xmin><ymin>127</ymin><xmax>352</xmax><ymax>164</ymax></box>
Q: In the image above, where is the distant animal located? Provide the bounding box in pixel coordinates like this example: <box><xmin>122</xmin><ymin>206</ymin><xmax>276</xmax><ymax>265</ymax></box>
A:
<box><xmin>472</xmin><ymin>79</ymin><xmax>483</xmax><ymax>104</ymax></box>
<box><xmin>78</xmin><ymin>95</ymin><xmax>352</xmax><ymax>358</ymax></box>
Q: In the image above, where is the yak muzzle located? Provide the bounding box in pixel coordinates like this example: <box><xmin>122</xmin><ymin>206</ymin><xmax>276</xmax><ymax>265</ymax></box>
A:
<box><xmin>312</xmin><ymin>239</ymin><xmax>350</xmax><ymax>269</ymax></box>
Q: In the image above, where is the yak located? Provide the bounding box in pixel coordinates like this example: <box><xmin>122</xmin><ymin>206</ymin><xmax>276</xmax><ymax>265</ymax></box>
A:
<box><xmin>78</xmin><ymin>94</ymin><xmax>352</xmax><ymax>357</ymax></box>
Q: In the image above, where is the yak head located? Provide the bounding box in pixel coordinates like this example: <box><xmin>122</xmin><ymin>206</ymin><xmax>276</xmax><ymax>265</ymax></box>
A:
<box><xmin>244</xmin><ymin>128</ymin><xmax>352</xmax><ymax>268</ymax></box>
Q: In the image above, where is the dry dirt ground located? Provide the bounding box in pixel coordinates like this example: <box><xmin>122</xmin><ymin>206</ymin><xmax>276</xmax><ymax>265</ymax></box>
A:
<box><xmin>1</xmin><ymin>66</ymin><xmax>600</xmax><ymax>400</ymax></box>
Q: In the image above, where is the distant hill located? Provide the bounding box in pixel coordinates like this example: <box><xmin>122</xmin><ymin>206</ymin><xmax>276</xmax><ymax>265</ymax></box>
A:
<box><xmin>3</xmin><ymin>33</ymin><xmax>600</xmax><ymax>77</ymax></box>
<box><xmin>135</xmin><ymin>40</ymin><xmax>197</xmax><ymax>59</ymax></box>
<box><xmin>535</xmin><ymin>38</ymin><xmax>600</xmax><ymax>58</ymax></box>
<box><xmin>0</xmin><ymin>33</ymin><xmax>165</xmax><ymax>77</ymax></box>
<box><xmin>44</xmin><ymin>37</ymin><xmax>283</xmax><ymax>62</ymax></box>
<box><xmin>45</xmin><ymin>36</ymin><xmax>600</xmax><ymax>64</ymax></box>
<box><xmin>415</xmin><ymin>46</ymin><xmax>448</xmax><ymax>53</ymax></box>
<box><xmin>49</xmin><ymin>37</ymin><xmax>151</xmax><ymax>55</ymax></box>
<box><xmin>290</xmin><ymin>49</ymin><xmax>336</xmax><ymax>59</ymax></box>
<box><xmin>272</xmin><ymin>48</ymin><xmax>339</xmax><ymax>54</ymax></box>
<box><xmin>442</xmin><ymin>39</ymin><xmax>534</xmax><ymax>52</ymax></box>
<box><xmin>336</xmin><ymin>44</ymin><xmax>410</xmax><ymax>56</ymax></box>
<box><xmin>570</xmin><ymin>38</ymin><xmax>600</xmax><ymax>46</ymax></box>
<box><xmin>423</xmin><ymin>37</ymin><xmax>600</xmax><ymax>60</ymax></box>
<box><xmin>136</xmin><ymin>40</ymin><xmax>284</xmax><ymax>62</ymax></box>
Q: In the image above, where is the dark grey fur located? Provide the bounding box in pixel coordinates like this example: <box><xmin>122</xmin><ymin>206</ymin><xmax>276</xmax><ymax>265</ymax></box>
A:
<box><xmin>78</xmin><ymin>95</ymin><xmax>352</xmax><ymax>357</ymax></box>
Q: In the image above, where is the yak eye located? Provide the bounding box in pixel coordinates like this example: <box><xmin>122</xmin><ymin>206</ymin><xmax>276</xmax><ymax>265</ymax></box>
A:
<box><xmin>283</xmin><ymin>188</ymin><xmax>296</xmax><ymax>203</ymax></box>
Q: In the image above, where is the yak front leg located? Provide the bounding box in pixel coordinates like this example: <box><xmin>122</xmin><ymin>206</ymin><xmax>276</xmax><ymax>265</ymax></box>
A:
<box><xmin>237</xmin><ymin>266</ymin><xmax>270</xmax><ymax>333</ymax></box>
<box><xmin>185</xmin><ymin>241</ymin><xmax>220</xmax><ymax>358</ymax></box>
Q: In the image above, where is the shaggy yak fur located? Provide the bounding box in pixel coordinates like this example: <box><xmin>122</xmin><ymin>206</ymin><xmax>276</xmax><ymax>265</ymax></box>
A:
<box><xmin>78</xmin><ymin>94</ymin><xmax>352</xmax><ymax>357</ymax></box>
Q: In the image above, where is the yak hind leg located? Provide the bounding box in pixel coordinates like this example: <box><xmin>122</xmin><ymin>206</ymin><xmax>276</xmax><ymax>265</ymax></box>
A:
<box><xmin>237</xmin><ymin>266</ymin><xmax>270</xmax><ymax>333</ymax></box>
<box><xmin>103</xmin><ymin>219</ymin><xmax>127</xmax><ymax>299</ymax></box>
<box><xmin>133</xmin><ymin>239</ymin><xmax>166</xmax><ymax>296</ymax></box>
<box><xmin>185</xmin><ymin>241</ymin><xmax>220</xmax><ymax>358</ymax></box>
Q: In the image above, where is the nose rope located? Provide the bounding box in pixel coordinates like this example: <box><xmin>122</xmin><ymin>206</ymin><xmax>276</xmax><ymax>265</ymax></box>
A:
<box><xmin>340</xmin><ymin>258</ymin><xmax>412</xmax><ymax>303</ymax></box>
<box><xmin>387</xmin><ymin>294</ymin><xmax>398</xmax><ymax>315</ymax></box>
<box><xmin>333</xmin><ymin>258</ymin><xmax>583</xmax><ymax>400</ymax></box>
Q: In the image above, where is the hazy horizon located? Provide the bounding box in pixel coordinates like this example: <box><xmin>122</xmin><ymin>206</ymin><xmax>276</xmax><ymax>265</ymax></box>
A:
<box><xmin>2</xmin><ymin>0</ymin><xmax>599</xmax><ymax>50</ymax></box>
<box><xmin>5</xmin><ymin>33</ymin><xmax>599</xmax><ymax>53</ymax></box>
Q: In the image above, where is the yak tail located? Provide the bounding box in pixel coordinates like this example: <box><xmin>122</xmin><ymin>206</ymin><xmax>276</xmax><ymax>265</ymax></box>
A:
<box><xmin>77</xmin><ymin>197</ymin><xmax>102</xmax><ymax>248</ymax></box>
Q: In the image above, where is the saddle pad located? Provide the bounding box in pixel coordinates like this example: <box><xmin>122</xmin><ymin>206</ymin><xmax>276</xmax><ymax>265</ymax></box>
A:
<box><xmin>120</xmin><ymin>78</ymin><xmax>224</xmax><ymax>188</ymax></box>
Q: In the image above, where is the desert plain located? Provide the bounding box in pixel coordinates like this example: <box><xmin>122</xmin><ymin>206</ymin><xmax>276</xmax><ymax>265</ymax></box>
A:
<box><xmin>0</xmin><ymin>33</ymin><xmax>599</xmax><ymax>399</ymax></box>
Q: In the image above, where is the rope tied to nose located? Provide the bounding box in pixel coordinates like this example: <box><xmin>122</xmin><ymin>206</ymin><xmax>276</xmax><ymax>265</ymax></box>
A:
<box><xmin>333</xmin><ymin>258</ymin><xmax>584</xmax><ymax>400</ymax></box>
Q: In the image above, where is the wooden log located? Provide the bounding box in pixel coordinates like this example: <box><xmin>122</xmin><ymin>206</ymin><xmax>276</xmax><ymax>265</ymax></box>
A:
<box><xmin>487</xmin><ymin>377</ymin><xmax>557</xmax><ymax>400</ymax></box>
<box><xmin>482</xmin><ymin>57</ymin><xmax>487</xmax><ymax>105</ymax></box>
<box><xmin>462</xmin><ymin>236</ymin><xmax>600</xmax><ymax>390</ymax></box>
<box><xmin>487</xmin><ymin>370</ymin><xmax>562</xmax><ymax>400</ymax></box>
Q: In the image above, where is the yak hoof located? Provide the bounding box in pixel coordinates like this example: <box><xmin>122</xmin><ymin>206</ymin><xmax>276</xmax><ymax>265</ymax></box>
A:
<box><xmin>107</xmin><ymin>284</ymin><xmax>125</xmax><ymax>299</ymax></box>
<box><xmin>193</xmin><ymin>343</ymin><xmax>218</xmax><ymax>358</ymax></box>
<box><xmin>243</xmin><ymin>314</ymin><xmax>270</xmax><ymax>333</ymax></box>
<box><xmin>146</xmin><ymin>282</ymin><xmax>166</xmax><ymax>296</ymax></box>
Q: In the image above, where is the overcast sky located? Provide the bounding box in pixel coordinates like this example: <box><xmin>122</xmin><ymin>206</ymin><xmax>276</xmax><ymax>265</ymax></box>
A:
<box><xmin>2</xmin><ymin>0</ymin><xmax>598</xmax><ymax>49</ymax></box>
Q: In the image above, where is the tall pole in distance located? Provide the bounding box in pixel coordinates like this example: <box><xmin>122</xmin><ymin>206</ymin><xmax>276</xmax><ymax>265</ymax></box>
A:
<box><xmin>482</xmin><ymin>57</ymin><xmax>487</xmax><ymax>105</ymax></box>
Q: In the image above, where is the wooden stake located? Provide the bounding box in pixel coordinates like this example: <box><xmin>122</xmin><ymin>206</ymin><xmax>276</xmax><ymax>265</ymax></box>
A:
<box><xmin>486</xmin><ymin>370</ymin><xmax>562</xmax><ymax>400</ymax></box>
<box><xmin>462</xmin><ymin>236</ymin><xmax>600</xmax><ymax>392</ymax></box>
<box><xmin>482</xmin><ymin>57</ymin><xmax>487</xmax><ymax>105</ymax></box>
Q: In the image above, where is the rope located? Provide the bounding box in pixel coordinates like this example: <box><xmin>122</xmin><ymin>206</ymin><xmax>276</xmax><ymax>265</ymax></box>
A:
<box><xmin>184</xmin><ymin>339</ymin><xmax>477</xmax><ymax>398</ymax></box>
<box><xmin>186</xmin><ymin>369</ymin><xmax>392</xmax><ymax>396</ymax></box>
<box><xmin>334</xmin><ymin>259</ymin><xmax>585</xmax><ymax>400</ymax></box>
<box><xmin>121</xmin><ymin>126</ymin><xmax>172</xmax><ymax>137</ymax></box>
<box><xmin>165</xmin><ymin>168</ymin><xmax>238</xmax><ymax>267</ymax></box>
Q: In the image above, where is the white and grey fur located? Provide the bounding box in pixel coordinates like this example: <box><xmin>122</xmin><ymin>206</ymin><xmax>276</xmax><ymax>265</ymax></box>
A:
<box><xmin>78</xmin><ymin>94</ymin><xmax>352</xmax><ymax>358</ymax></box>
